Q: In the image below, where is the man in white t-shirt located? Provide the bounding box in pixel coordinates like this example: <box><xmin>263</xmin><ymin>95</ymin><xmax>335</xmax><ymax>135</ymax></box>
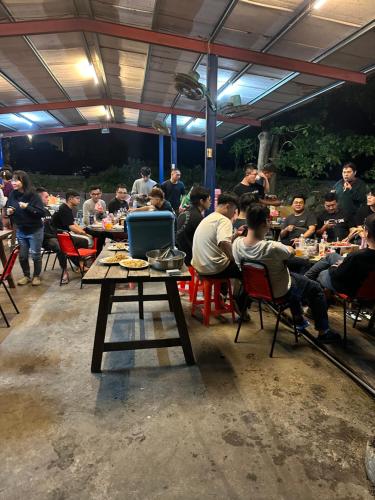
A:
<box><xmin>192</xmin><ymin>192</ymin><xmax>241</xmax><ymax>279</ymax></box>
<box><xmin>232</xmin><ymin>205</ymin><xmax>340</xmax><ymax>344</ymax></box>
<box><xmin>131</xmin><ymin>167</ymin><xmax>157</xmax><ymax>197</ymax></box>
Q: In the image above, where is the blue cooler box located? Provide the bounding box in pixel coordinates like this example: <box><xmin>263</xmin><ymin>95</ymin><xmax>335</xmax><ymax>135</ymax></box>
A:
<box><xmin>126</xmin><ymin>211</ymin><xmax>175</xmax><ymax>259</ymax></box>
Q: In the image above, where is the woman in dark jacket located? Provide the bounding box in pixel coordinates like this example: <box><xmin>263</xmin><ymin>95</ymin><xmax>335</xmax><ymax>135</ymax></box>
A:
<box><xmin>6</xmin><ymin>170</ymin><xmax>45</xmax><ymax>286</ymax></box>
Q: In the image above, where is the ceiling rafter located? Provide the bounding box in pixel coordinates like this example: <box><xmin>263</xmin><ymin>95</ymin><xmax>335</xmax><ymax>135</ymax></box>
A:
<box><xmin>0</xmin><ymin>97</ymin><xmax>261</xmax><ymax>127</ymax></box>
<box><xmin>0</xmin><ymin>122</ymin><xmax>222</xmax><ymax>143</ymax></box>
<box><xmin>0</xmin><ymin>18</ymin><xmax>366</xmax><ymax>84</ymax></box>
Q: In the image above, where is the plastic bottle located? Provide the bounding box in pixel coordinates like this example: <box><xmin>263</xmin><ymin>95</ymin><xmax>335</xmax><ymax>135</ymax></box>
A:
<box><xmin>319</xmin><ymin>238</ymin><xmax>326</xmax><ymax>257</ymax></box>
<box><xmin>322</xmin><ymin>231</ymin><xmax>328</xmax><ymax>243</ymax></box>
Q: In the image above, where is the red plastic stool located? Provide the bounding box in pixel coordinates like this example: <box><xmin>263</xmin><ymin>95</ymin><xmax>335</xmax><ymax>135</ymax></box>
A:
<box><xmin>178</xmin><ymin>266</ymin><xmax>196</xmax><ymax>302</ymax></box>
<box><xmin>191</xmin><ymin>275</ymin><xmax>236</xmax><ymax>326</ymax></box>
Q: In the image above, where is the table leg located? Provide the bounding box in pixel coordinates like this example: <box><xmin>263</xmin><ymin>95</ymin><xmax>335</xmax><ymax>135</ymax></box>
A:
<box><xmin>108</xmin><ymin>282</ymin><xmax>116</xmax><ymax>314</ymax></box>
<box><xmin>0</xmin><ymin>239</ymin><xmax>15</xmax><ymax>288</ymax></box>
<box><xmin>138</xmin><ymin>282</ymin><xmax>144</xmax><ymax>319</ymax></box>
<box><xmin>166</xmin><ymin>280</ymin><xmax>195</xmax><ymax>365</ymax></box>
<box><xmin>91</xmin><ymin>282</ymin><xmax>112</xmax><ymax>373</ymax></box>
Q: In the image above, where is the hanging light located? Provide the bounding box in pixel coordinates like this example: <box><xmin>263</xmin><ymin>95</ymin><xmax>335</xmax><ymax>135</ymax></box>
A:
<box><xmin>27</xmin><ymin>134</ymin><xmax>33</xmax><ymax>141</ymax></box>
<box><xmin>76</xmin><ymin>59</ymin><xmax>99</xmax><ymax>84</ymax></box>
<box><xmin>313</xmin><ymin>0</ymin><xmax>328</xmax><ymax>9</ymax></box>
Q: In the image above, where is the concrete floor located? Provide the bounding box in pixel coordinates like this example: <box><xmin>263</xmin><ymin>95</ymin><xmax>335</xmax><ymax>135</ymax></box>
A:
<box><xmin>0</xmin><ymin>264</ymin><xmax>374</xmax><ymax>500</ymax></box>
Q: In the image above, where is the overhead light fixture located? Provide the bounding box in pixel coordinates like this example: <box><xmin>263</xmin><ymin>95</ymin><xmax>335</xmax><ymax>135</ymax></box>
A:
<box><xmin>76</xmin><ymin>59</ymin><xmax>99</xmax><ymax>84</ymax></box>
<box><xmin>105</xmin><ymin>108</ymin><xmax>111</xmax><ymax>121</ymax></box>
<box><xmin>27</xmin><ymin>134</ymin><xmax>33</xmax><ymax>141</ymax></box>
<box><xmin>313</xmin><ymin>0</ymin><xmax>327</xmax><ymax>9</ymax></box>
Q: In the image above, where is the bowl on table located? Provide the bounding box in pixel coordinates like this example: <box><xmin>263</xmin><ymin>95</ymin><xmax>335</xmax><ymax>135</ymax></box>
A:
<box><xmin>146</xmin><ymin>249</ymin><xmax>186</xmax><ymax>271</ymax></box>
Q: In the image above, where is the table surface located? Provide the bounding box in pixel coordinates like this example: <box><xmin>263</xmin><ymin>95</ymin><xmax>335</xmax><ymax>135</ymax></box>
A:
<box><xmin>82</xmin><ymin>245</ymin><xmax>191</xmax><ymax>284</ymax></box>
<box><xmin>86</xmin><ymin>224</ymin><xmax>125</xmax><ymax>233</ymax></box>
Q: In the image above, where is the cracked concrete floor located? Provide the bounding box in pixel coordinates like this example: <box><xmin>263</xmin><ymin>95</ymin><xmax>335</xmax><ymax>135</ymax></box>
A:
<box><xmin>0</xmin><ymin>266</ymin><xmax>374</xmax><ymax>500</ymax></box>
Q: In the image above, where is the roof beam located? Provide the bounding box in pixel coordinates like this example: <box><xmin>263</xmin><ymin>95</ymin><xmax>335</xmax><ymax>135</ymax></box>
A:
<box><xmin>0</xmin><ymin>18</ymin><xmax>366</xmax><ymax>84</ymax></box>
<box><xmin>0</xmin><ymin>98</ymin><xmax>261</xmax><ymax>127</ymax></box>
<box><xmin>0</xmin><ymin>122</ymin><xmax>223</xmax><ymax>143</ymax></box>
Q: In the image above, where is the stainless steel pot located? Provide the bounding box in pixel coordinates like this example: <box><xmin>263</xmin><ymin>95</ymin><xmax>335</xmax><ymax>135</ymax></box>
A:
<box><xmin>146</xmin><ymin>249</ymin><xmax>186</xmax><ymax>270</ymax></box>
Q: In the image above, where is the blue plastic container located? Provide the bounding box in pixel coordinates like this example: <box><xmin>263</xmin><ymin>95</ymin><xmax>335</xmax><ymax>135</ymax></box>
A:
<box><xmin>126</xmin><ymin>211</ymin><xmax>175</xmax><ymax>259</ymax></box>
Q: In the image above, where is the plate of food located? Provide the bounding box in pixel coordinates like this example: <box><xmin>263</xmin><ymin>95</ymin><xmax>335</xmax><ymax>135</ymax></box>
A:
<box><xmin>99</xmin><ymin>253</ymin><xmax>128</xmax><ymax>265</ymax></box>
<box><xmin>107</xmin><ymin>242</ymin><xmax>129</xmax><ymax>251</ymax></box>
<box><xmin>327</xmin><ymin>242</ymin><xmax>353</xmax><ymax>248</ymax></box>
<box><xmin>119</xmin><ymin>258</ymin><xmax>149</xmax><ymax>270</ymax></box>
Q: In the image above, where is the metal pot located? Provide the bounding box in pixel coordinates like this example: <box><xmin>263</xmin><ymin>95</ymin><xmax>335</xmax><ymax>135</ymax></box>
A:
<box><xmin>146</xmin><ymin>249</ymin><xmax>186</xmax><ymax>271</ymax></box>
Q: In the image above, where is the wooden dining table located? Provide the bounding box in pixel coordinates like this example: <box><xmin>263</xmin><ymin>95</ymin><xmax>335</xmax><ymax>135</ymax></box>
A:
<box><xmin>0</xmin><ymin>229</ymin><xmax>15</xmax><ymax>288</ymax></box>
<box><xmin>82</xmin><ymin>244</ymin><xmax>195</xmax><ymax>372</ymax></box>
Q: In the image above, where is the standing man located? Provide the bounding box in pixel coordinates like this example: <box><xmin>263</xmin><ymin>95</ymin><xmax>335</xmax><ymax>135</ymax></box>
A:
<box><xmin>333</xmin><ymin>162</ymin><xmax>367</xmax><ymax>217</ymax></box>
<box><xmin>36</xmin><ymin>187</ymin><xmax>69</xmax><ymax>284</ymax></box>
<box><xmin>256</xmin><ymin>162</ymin><xmax>276</xmax><ymax>194</ymax></box>
<box><xmin>316</xmin><ymin>192</ymin><xmax>354</xmax><ymax>242</ymax></box>
<box><xmin>280</xmin><ymin>195</ymin><xmax>317</xmax><ymax>246</ymax></box>
<box><xmin>107</xmin><ymin>184</ymin><xmax>129</xmax><ymax>214</ymax></box>
<box><xmin>233</xmin><ymin>164</ymin><xmax>280</xmax><ymax>206</ymax></box>
<box><xmin>161</xmin><ymin>169</ymin><xmax>185</xmax><ymax>213</ymax></box>
<box><xmin>131</xmin><ymin>167</ymin><xmax>157</xmax><ymax>197</ymax></box>
<box><xmin>82</xmin><ymin>186</ymin><xmax>106</xmax><ymax>226</ymax></box>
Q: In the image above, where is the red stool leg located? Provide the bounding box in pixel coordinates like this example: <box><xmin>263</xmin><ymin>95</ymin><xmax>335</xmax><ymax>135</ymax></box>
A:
<box><xmin>203</xmin><ymin>280</ymin><xmax>213</xmax><ymax>327</ymax></box>
<box><xmin>227</xmin><ymin>279</ymin><xmax>236</xmax><ymax>323</ymax></box>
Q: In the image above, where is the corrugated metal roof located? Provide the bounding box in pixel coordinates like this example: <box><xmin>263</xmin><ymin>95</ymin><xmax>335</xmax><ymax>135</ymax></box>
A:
<box><xmin>0</xmin><ymin>0</ymin><xmax>373</xmax><ymax>139</ymax></box>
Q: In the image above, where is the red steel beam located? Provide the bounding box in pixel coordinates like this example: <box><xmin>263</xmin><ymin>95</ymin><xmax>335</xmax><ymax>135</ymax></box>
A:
<box><xmin>0</xmin><ymin>18</ymin><xmax>366</xmax><ymax>84</ymax></box>
<box><xmin>0</xmin><ymin>98</ymin><xmax>261</xmax><ymax>126</ymax></box>
<box><xmin>0</xmin><ymin>122</ymin><xmax>223</xmax><ymax>143</ymax></box>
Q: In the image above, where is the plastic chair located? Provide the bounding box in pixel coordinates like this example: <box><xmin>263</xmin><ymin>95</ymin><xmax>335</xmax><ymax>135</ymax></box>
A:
<box><xmin>0</xmin><ymin>245</ymin><xmax>20</xmax><ymax>327</ymax></box>
<box><xmin>235</xmin><ymin>260</ymin><xmax>298</xmax><ymax>358</ymax></box>
<box><xmin>41</xmin><ymin>248</ymin><xmax>58</xmax><ymax>271</ymax></box>
<box><xmin>57</xmin><ymin>232</ymin><xmax>97</xmax><ymax>288</ymax></box>
<box><xmin>178</xmin><ymin>266</ymin><xmax>196</xmax><ymax>302</ymax></box>
<box><xmin>191</xmin><ymin>273</ymin><xmax>235</xmax><ymax>326</ymax></box>
<box><xmin>336</xmin><ymin>271</ymin><xmax>375</xmax><ymax>346</ymax></box>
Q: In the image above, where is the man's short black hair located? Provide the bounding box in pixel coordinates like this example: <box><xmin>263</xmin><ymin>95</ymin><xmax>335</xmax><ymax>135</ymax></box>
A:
<box><xmin>36</xmin><ymin>187</ymin><xmax>48</xmax><ymax>194</ymax></box>
<box><xmin>239</xmin><ymin>193</ymin><xmax>258</xmax><ymax>213</ymax></box>
<box><xmin>116</xmin><ymin>184</ymin><xmax>127</xmax><ymax>191</ymax></box>
<box><xmin>89</xmin><ymin>185</ymin><xmax>102</xmax><ymax>193</ymax></box>
<box><xmin>324</xmin><ymin>192</ymin><xmax>337</xmax><ymax>202</ymax></box>
<box><xmin>244</xmin><ymin>163</ymin><xmax>257</xmax><ymax>174</ymax></box>
<box><xmin>343</xmin><ymin>162</ymin><xmax>357</xmax><ymax>172</ymax></box>
<box><xmin>367</xmin><ymin>186</ymin><xmax>375</xmax><ymax>196</ymax></box>
<box><xmin>140</xmin><ymin>167</ymin><xmax>151</xmax><ymax>177</ymax></box>
<box><xmin>291</xmin><ymin>194</ymin><xmax>306</xmax><ymax>203</ymax></box>
<box><xmin>365</xmin><ymin>213</ymin><xmax>375</xmax><ymax>240</ymax></box>
<box><xmin>262</xmin><ymin>162</ymin><xmax>276</xmax><ymax>173</ymax></box>
<box><xmin>217</xmin><ymin>192</ymin><xmax>239</xmax><ymax>209</ymax></box>
<box><xmin>190</xmin><ymin>186</ymin><xmax>210</xmax><ymax>206</ymax></box>
<box><xmin>66</xmin><ymin>189</ymin><xmax>80</xmax><ymax>201</ymax></box>
<box><xmin>246</xmin><ymin>205</ymin><xmax>270</xmax><ymax>230</ymax></box>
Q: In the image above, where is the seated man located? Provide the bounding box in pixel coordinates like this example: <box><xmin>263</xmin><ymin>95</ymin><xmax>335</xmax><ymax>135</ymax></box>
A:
<box><xmin>82</xmin><ymin>186</ymin><xmax>106</xmax><ymax>225</ymax></box>
<box><xmin>176</xmin><ymin>186</ymin><xmax>211</xmax><ymax>265</ymax></box>
<box><xmin>233</xmin><ymin>205</ymin><xmax>340</xmax><ymax>343</ymax></box>
<box><xmin>233</xmin><ymin>193</ymin><xmax>259</xmax><ymax>230</ymax></box>
<box><xmin>355</xmin><ymin>186</ymin><xmax>375</xmax><ymax>226</ymax></box>
<box><xmin>130</xmin><ymin>187</ymin><xmax>174</xmax><ymax>214</ymax></box>
<box><xmin>52</xmin><ymin>190</ymin><xmax>94</xmax><ymax>268</ymax></box>
<box><xmin>192</xmin><ymin>192</ymin><xmax>241</xmax><ymax>280</ymax></box>
<box><xmin>36</xmin><ymin>187</ymin><xmax>69</xmax><ymax>284</ymax></box>
<box><xmin>280</xmin><ymin>194</ymin><xmax>316</xmax><ymax>246</ymax></box>
<box><xmin>316</xmin><ymin>192</ymin><xmax>355</xmax><ymax>242</ymax></box>
<box><xmin>305</xmin><ymin>213</ymin><xmax>375</xmax><ymax>298</ymax></box>
<box><xmin>107</xmin><ymin>184</ymin><xmax>129</xmax><ymax>214</ymax></box>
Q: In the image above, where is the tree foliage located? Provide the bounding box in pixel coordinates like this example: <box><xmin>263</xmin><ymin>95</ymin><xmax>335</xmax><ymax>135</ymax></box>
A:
<box><xmin>229</xmin><ymin>137</ymin><xmax>258</xmax><ymax>167</ymax></box>
<box><xmin>271</xmin><ymin>123</ymin><xmax>375</xmax><ymax>179</ymax></box>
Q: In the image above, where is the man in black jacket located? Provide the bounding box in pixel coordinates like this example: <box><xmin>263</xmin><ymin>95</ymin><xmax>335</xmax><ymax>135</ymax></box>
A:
<box><xmin>176</xmin><ymin>186</ymin><xmax>211</xmax><ymax>265</ymax></box>
<box><xmin>36</xmin><ymin>188</ymin><xmax>69</xmax><ymax>284</ymax></box>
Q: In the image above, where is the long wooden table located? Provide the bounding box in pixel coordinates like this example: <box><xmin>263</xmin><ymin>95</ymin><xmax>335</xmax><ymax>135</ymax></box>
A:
<box><xmin>82</xmin><ymin>245</ymin><xmax>195</xmax><ymax>372</ymax></box>
<box><xmin>0</xmin><ymin>229</ymin><xmax>15</xmax><ymax>288</ymax></box>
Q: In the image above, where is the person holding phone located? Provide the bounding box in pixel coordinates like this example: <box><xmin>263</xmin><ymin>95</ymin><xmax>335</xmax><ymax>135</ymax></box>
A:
<box><xmin>316</xmin><ymin>192</ymin><xmax>355</xmax><ymax>242</ymax></box>
<box><xmin>6</xmin><ymin>170</ymin><xmax>45</xmax><ymax>286</ymax></box>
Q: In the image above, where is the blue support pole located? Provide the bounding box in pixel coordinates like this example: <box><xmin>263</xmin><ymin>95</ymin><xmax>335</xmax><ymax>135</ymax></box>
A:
<box><xmin>171</xmin><ymin>113</ymin><xmax>177</xmax><ymax>170</ymax></box>
<box><xmin>0</xmin><ymin>138</ymin><xmax>4</xmax><ymax>168</ymax></box>
<box><xmin>204</xmin><ymin>54</ymin><xmax>218</xmax><ymax>213</ymax></box>
<box><xmin>159</xmin><ymin>134</ymin><xmax>164</xmax><ymax>183</ymax></box>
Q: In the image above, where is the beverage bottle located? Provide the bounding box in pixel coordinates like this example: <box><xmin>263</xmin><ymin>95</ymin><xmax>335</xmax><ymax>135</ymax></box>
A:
<box><xmin>319</xmin><ymin>238</ymin><xmax>326</xmax><ymax>257</ymax></box>
<box><xmin>322</xmin><ymin>231</ymin><xmax>328</xmax><ymax>243</ymax></box>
